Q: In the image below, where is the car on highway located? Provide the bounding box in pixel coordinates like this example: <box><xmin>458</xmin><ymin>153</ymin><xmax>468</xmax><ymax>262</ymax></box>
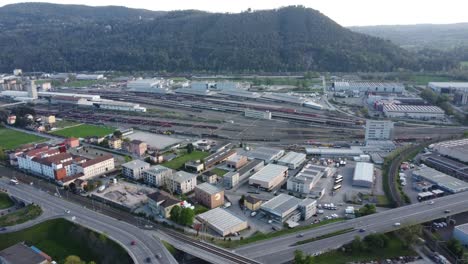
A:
<box><xmin>130</xmin><ymin>241</ymin><xmax>136</xmax><ymax>246</ymax></box>
<box><xmin>444</xmin><ymin>210</ymin><xmax>451</xmax><ymax>213</ymax></box>
<box><xmin>297</xmin><ymin>233</ymin><xmax>304</xmax><ymax>238</ymax></box>
<box><xmin>65</xmin><ymin>209</ymin><xmax>70</xmax><ymax>214</ymax></box>
<box><xmin>428</xmin><ymin>200</ymin><xmax>435</xmax><ymax>205</ymax></box>
<box><xmin>0</xmin><ymin>227</ymin><xmax>6</xmax><ymax>231</ymax></box>
<box><xmin>155</xmin><ymin>254</ymin><xmax>161</xmax><ymax>259</ymax></box>
<box><xmin>359</xmin><ymin>228</ymin><xmax>366</xmax><ymax>233</ymax></box>
<box><xmin>394</xmin><ymin>222</ymin><xmax>401</xmax><ymax>227</ymax></box>
<box><xmin>145</xmin><ymin>257</ymin><xmax>151</xmax><ymax>263</ymax></box>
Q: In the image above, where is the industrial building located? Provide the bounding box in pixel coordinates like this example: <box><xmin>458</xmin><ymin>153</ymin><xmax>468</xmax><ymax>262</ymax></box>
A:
<box><xmin>194</xmin><ymin>183</ymin><xmax>225</xmax><ymax>209</ymax></box>
<box><xmin>333</xmin><ymin>81</ymin><xmax>404</xmax><ymax>94</ymax></box>
<box><xmin>225</xmin><ymin>159</ymin><xmax>265</xmax><ymax>189</ymax></box>
<box><xmin>76</xmin><ymin>74</ymin><xmax>104</xmax><ymax>80</ymax></box>
<box><xmin>429</xmin><ymin>82</ymin><xmax>468</xmax><ymax>105</ymax></box>
<box><xmin>226</xmin><ymin>154</ymin><xmax>248</xmax><ymax>169</ymax></box>
<box><xmin>277</xmin><ymin>151</ymin><xmax>307</xmax><ymax>169</ymax></box>
<box><xmin>260</xmin><ymin>194</ymin><xmax>316</xmax><ymax>223</ymax></box>
<box><xmin>143</xmin><ymin>165</ymin><xmax>173</xmax><ymax>187</ymax></box>
<box><xmin>204</xmin><ymin>149</ymin><xmax>237</xmax><ymax>169</ymax></box>
<box><xmin>249</xmin><ymin>164</ymin><xmax>288</xmax><ymax>191</ymax></box>
<box><xmin>196</xmin><ymin>208</ymin><xmax>248</xmax><ymax>237</ymax></box>
<box><xmin>260</xmin><ymin>93</ymin><xmax>306</xmax><ymax>105</ymax></box>
<box><xmin>421</xmin><ymin>154</ymin><xmax>468</xmax><ymax>181</ymax></box>
<box><xmin>382</xmin><ymin>104</ymin><xmax>445</xmax><ymax>119</ymax></box>
<box><xmin>365</xmin><ymin>120</ymin><xmax>393</xmax><ymax>141</ymax></box>
<box><xmin>127</xmin><ymin>78</ymin><xmax>171</xmax><ymax>93</ymax></box>
<box><xmin>305</xmin><ymin>147</ymin><xmax>364</xmax><ymax>158</ymax></box>
<box><xmin>431</xmin><ymin>139</ymin><xmax>468</xmax><ymax>163</ymax></box>
<box><xmin>412</xmin><ymin>167</ymin><xmax>468</xmax><ymax>193</ymax></box>
<box><xmin>247</xmin><ymin>147</ymin><xmax>285</xmax><ymax>163</ymax></box>
<box><xmin>223</xmin><ymin>171</ymin><xmax>240</xmax><ymax>189</ymax></box>
<box><xmin>122</xmin><ymin>160</ymin><xmax>150</xmax><ymax>180</ymax></box>
<box><xmin>352</xmin><ymin>162</ymin><xmax>375</xmax><ymax>188</ymax></box>
<box><xmin>244</xmin><ymin>109</ymin><xmax>272</xmax><ymax>120</ymax></box>
<box><xmin>453</xmin><ymin>223</ymin><xmax>468</xmax><ymax>246</ymax></box>
<box><xmin>287</xmin><ymin>164</ymin><xmax>332</xmax><ymax>194</ymax></box>
<box><xmin>303</xmin><ymin>101</ymin><xmax>323</xmax><ymax>110</ymax></box>
<box><xmin>165</xmin><ymin>171</ymin><xmax>198</xmax><ymax>194</ymax></box>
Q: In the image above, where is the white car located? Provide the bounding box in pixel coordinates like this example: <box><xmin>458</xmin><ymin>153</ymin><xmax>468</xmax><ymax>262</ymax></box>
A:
<box><xmin>428</xmin><ymin>200</ymin><xmax>435</xmax><ymax>205</ymax></box>
<box><xmin>394</xmin><ymin>222</ymin><xmax>401</xmax><ymax>227</ymax></box>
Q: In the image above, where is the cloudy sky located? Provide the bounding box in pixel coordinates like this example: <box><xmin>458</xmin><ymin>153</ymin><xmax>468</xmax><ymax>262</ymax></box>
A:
<box><xmin>0</xmin><ymin>0</ymin><xmax>467</xmax><ymax>26</ymax></box>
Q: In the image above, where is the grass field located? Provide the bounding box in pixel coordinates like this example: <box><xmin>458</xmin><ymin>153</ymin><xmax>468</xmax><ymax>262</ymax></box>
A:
<box><xmin>54</xmin><ymin>120</ymin><xmax>80</xmax><ymax>129</ymax></box>
<box><xmin>0</xmin><ymin>193</ymin><xmax>14</xmax><ymax>209</ymax></box>
<box><xmin>215</xmin><ymin>218</ymin><xmax>344</xmax><ymax>248</ymax></box>
<box><xmin>0</xmin><ymin>218</ymin><xmax>132</xmax><ymax>264</ymax></box>
<box><xmin>312</xmin><ymin>233</ymin><xmax>416</xmax><ymax>263</ymax></box>
<box><xmin>163</xmin><ymin>151</ymin><xmax>210</xmax><ymax>170</ymax></box>
<box><xmin>0</xmin><ymin>204</ymin><xmax>42</xmax><ymax>227</ymax></box>
<box><xmin>51</xmin><ymin>124</ymin><xmax>115</xmax><ymax>138</ymax></box>
<box><xmin>211</xmin><ymin>168</ymin><xmax>228</xmax><ymax>177</ymax></box>
<box><xmin>0</xmin><ymin>127</ymin><xmax>46</xmax><ymax>150</ymax></box>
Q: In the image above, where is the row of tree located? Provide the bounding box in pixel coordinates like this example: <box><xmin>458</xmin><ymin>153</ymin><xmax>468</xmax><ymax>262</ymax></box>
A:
<box><xmin>169</xmin><ymin>206</ymin><xmax>195</xmax><ymax>226</ymax></box>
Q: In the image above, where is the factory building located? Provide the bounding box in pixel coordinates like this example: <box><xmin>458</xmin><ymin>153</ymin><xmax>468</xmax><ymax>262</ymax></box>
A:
<box><xmin>225</xmin><ymin>160</ymin><xmax>265</xmax><ymax>189</ymax></box>
<box><xmin>249</xmin><ymin>164</ymin><xmax>288</xmax><ymax>191</ymax></box>
<box><xmin>76</xmin><ymin>74</ymin><xmax>104</xmax><ymax>80</ymax></box>
<box><xmin>352</xmin><ymin>162</ymin><xmax>374</xmax><ymax>188</ymax></box>
<box><xmin>431</xmin><ymin>139</ymin><xmax>468</xmax><ymax>163</ymax></box>
<box><xmin>223</xmin><ymin>171</ymin><xmax>240</xmax><ymax>189</ymax></box>
<box><xmin>260</xmin><ymin>194</ymin><xmax>316</xmax><ymax>223</ymax></box>
<box><xmin>196</xmin><ymin>208</ymin><xmax>248</xmax><ymax>237</ymax></box>
<box><xmin>260</xmin><ymin>93</ymin><xmax>306</xmax><ymax>105</ymax></box>
<box><xmin>247</xmin><ymin>147</ymin><xmax>285</xmax><ymax>163</ymax></box>
<box><xmin>429</xmin><ymin>82</ymin><xmax>468</xmax><ymax>105</ymax></box>
<box><xmin>412</xmin><ymin>167</ymin><xmax>468</xmax><ymax>194</ymax></box>
<box><xmin>383</xmin><ymin>104</ymin><xmax>445</xmax><ymax>119</ymax></box>
<box><xmin>204</xmin><ymin>149</ymin><xmax>237</xmax><ymax>169</ymax></box>
<box><xmin>277</xmin><ymin>151</ymin><xmax>307</xmax><ymax>169</ymax></box>
<box><xmin>194</xmin><ymin>183</ymin><xmax>225</xmax><ymax>209</ymax></box>
<box><xmin>421</xmin><ymin>154</ymin><xmax>468</xmax><ymax>181</ymax></box>
<box><xmin>244</xmin><ymin>109</ymin><xmax>272</xmax><ymax>120</ymax></box>
<box><xmin>127</xmin><ymin>79</ymin><xmax>170</xmax><ymax>93</ymax></box>
<box><xmin>287</xmin><ymin>164</ymin><xmax>332</xmax><ymax>194</ymax></box>
<box><xmin>226</xmin><ymin>154</ymin><xmax>248</xmax><ymax>169</ymax></box>
<box><xmin>143</xmin><ymin>165</ymin><xmax>173</xmax><ymax>187</ymax></box>
<box><xmin>365</xmin><ymin>120</ymin><xmax>393</xmax><ymax>141</ymax></box>
<box><xmin>333</xmin><ymin>81</ymin><xmax>404</xmax><ymax>94</ymax></box>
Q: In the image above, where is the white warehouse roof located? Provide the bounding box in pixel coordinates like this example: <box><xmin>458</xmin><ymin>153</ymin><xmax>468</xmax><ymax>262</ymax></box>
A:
<box><xmin>196</xmin><ymin>208</ymin><xmax>247</xmax><ymax>236</ymax></box>
<box><xmin>277</xmin><ymin>152</ymin><xmax>306</xmax><ymax>166</ymax></box>
<box><xmin>352</xmin><ymin>162</ymin><xmax>374</xmax><ymax>188</ymax></box>
<box><xmin>260</xmin><ymin>194</ymin><xmax>301</xmax><ymax>218</ymax></box>
<box><xmin>249</xmin><ymin>164</ymin><xmax>288</xmax><ymax>183</ymax></box>
<box><xmin>412</xmin><ymin>167</ymin><xmax>468</xmax><ymax>193</ymax></box>
<box><xmin>432</xmin><ymin>139</ymin><xmax>468</xmax><ymax>163</ymax></box>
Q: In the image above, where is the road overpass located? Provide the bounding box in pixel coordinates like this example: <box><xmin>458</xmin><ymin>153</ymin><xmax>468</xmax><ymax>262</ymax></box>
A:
<box><xmin>0</xmin><ymin>178</ymin><xmax>178</xmax><ymax>264</ymax></box>
<box><xmin>234</xmin><ymin>191</ymin><xmax>468</xmax><ymax>263</ymax></box>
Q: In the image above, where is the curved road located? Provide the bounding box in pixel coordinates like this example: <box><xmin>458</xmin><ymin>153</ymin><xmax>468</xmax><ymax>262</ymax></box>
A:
<box><xmin>0</xmin><ymin>178</ymin><xmax>177</xmax><ymax>264</ymax></box>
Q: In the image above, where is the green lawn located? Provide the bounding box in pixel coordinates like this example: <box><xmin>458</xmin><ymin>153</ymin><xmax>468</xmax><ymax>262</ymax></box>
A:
<box><xmin>215</xmin><ymin>218</ymin><xmax>344</xmax><ymax>248</ymax></box>
<box><xmin>0</xmin><ymin>127</ymin><xmax>46</xmax><ymax>150</ymax></box>
<box><xmin>376</xmin><ymin>195</ymin><xmax>391</xmax><ymax>207</ymax></box>
<box><xmin>0</xmin><ymin>193</ymin><xmax>14</xmax><ymax>209</ymax></box>
<box><xmin>54</xmin><ymin>120</ymin><xmax>81</xmax><ymax>129</ymax></box>
<box><xmin>194</xmin><ymin>204</ymin><xmax>209</xmax><ymax>215</ymax></box>
<box><xmin>163</xmin><ymin>151</ymin><xmax>210</xmax><ymax>170</ymax></box>
<box><xmin>0</xmin><ymin>218</ymin><xmax>132</xmax><ymax>264</ymax></box>
<box><xmin>211</xmin><ymin>168</ymin><xmax>228</xmax><ymax>177</ymax></box>
<box><xmin>51</xmin><ymin>124</ymin><xmax>115</xmax><ymax>138</ymax></box>
<box><xmin>0</xmin><ymin>204</ymin><xmax>42</xmax><ymax>227</ymax></box>
<box><xmin>162</xmin><ymin>241</ymin><xmax>177</xmax><ymax>255</ymax></box>
<box><xmin>312</xmin><ymin>233</ymin><xmax>416</xmax><ymax>264</ymax></box>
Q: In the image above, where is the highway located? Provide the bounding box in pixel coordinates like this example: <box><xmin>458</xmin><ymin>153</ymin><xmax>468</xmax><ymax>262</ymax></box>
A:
<box><xmin>234</xmin><ymin>191</ymin><xmax>468</xmax><ymax>263</ymax></box>
<box><xmin>0</xmin><ymin>178</ymin><xmax>178</xmax><ymax>264</ymax></box>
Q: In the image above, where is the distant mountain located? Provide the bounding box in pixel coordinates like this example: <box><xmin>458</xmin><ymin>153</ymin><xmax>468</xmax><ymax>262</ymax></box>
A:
<box><xmin>350</xmin><ymin>23</ymin><xmax>468</xmax><ymax>50</ymax></box>
<box><xmin>0</xmin><ymin>3</ymin><xmax>453</xmax><ymax>73</ymax></box>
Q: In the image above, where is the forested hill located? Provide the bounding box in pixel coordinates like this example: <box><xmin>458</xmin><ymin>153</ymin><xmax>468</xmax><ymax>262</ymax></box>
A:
<box><xmin>0</xmin><ymin>3</ymin><xmax>449</xmax><ymax>73</ymax></box>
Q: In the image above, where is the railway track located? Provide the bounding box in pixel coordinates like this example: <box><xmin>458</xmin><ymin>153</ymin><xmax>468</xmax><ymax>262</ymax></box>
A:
<box><xmin>160</xmin><ymin>227</ymin><xmax>261</xmax><ymax>264</ymax></box>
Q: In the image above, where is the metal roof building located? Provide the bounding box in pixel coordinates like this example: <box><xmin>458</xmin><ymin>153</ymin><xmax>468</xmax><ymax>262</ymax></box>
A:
<box><xmin>260</xmin><ymin>93</ymin><xmax>306</xmax><ymax>105</ymax></box>
<box><xmin>454</xmin><ymin>223</ymin><xmax>468</xmax><ymax>246</ymax></box>
<box><xmin>412</xmin><ymin>167</ymin><xmax>468</xmax><ymax>194</ymax></box>
<box><xmin>260</xmin><ymin>194</ymin><xmax>302</xmax><ymax>222</ymax></box>
<box><xmin>383</xmin><ymin>104</ymin><xmax>445</xmax><ymax>119</ymax></box>
<box><xmin>196</xmin><ymin>208</ymin><xmax>248</xmax><ymax>237</ymax></box>
<box><xmin>305</xmin><ymin>147</ymin><xmax>363</xmax><ymax>158</ymax></box>
<box><xmin>247</xmin><ymin>147</ymin><xmax>285</xmax><ymax>163</ymax></box>
<box><xmin>277</xmin><ymin>151</ymin><xmax>307</xmax><ymax>169</ymax></box>
<box><xmin>333</xmin><ymin>81</ymin><xmax>405</xmax><ymax>94</ymax></box>
<box><xmin>249</xmin><ymin>164</ymin><xmax>289</xmax><ymax>191</ymax></box>
<box><xmin>352</xmin><ymin>162</ymin><xmax>374</xmax><ymax>188</ymax></box>
<box><xmin>432</xmin><ymin>139</ymin><xmax>468</xmax><ymax>163</ymax></box>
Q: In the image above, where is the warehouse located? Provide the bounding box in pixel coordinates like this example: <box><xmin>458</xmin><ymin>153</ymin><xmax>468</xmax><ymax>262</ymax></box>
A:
<box><xmin>352</xmin><ymin>162</ymin><xmax>375</xmax><ymax>188</ymax></box>
<box><xmin>421</xmin><ymin>154</ymin><xmax>468</xmax><ymax>181</ymax></box>
<box><xmin>412</xmin><ymin>167</ymin><xmax>468</xmax><ymax>193</ymax></box>
<box><xmin>127</xmin><ymin>79</ymin><xmax>171</xmax><ymax>93</ymax></box>
<box><xmin>196</xmin><ymin>208</ymin><xmax>248</xmax><ymax>237</ymax></box>
<box><xmin>249</xmin><ymin>164</ymin><xmax>288</xmax><ymax>191</ymax></box>
<box><xmin>333</xmin><ymin>81</ymin><xmax>404</xmax><ymax>94</ymax></box>
<box><xmin>429</xmin><ymin>82</ymin><xmax>468</xmax><ymax>105</ymax></box>
<box><xmin>383</xmin><ymin>104</ymin><xmax>445</xmax><ymax>119</ymax></box>
<box><xmin>305</xmin><ymin>147</ymin><xmax>363</xmax><ymax>159</ymax></box>
<box><xmin>260</xmin><ymin>93</ymin><xmax>306</xmax><ymax>105</ymax></box>
<box><xmin>453</xmin><ymin>223</ymin><xmax>468</xmax><ymax>246</ymax></box>
<box><xmin>247</xmin><ymin>147</ymin><xmax>285</xmax><ymax>163</ymax></box>
<box><xmin>277</xmin><ymin>151</ymin><xmax>307</xmax><ymax>169</ymax></box>
<box><xmin>431</xmin><ymin>139</ymin><xmax>468</xmax><ymax>163</ymax></box>
<box><xmin>236</xmin><ymin>159</ymin><xmax>265</xmax><ymax>184</ymax></box>
<box><xmin>260</xmin><ymin>194</ymin><xmax>302</xmax><ymax>223</ymax></box>
<box><xmin>303</xmin><ymin>101</ymin><xmax>323</xmax><ymax>110</ymax></box>
<box><xmin>244</xmin><ymin>109</ymin><xmax>272</xmax><ymax>120</ymax></box>
<box><xmin>218</xmin><ymin>89</ymin><xmax>261</xmax><ymax>99</ymax></box>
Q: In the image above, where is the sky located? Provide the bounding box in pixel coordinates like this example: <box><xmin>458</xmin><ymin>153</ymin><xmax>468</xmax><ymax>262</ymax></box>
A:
<box><xmin>0</xmin><ymin>0</ymin><xmax>467</xmax><ymax>26</ymax></box>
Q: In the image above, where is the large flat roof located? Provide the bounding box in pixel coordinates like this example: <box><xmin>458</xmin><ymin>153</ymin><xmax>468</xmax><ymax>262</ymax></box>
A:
<box><xmin>260</xmin><ymin>194</ymin><xmax>301</xmax><ymax>216</ymax></box>
<box><xmin>196</xmin><ymin>182</ymin><xmax>222</xmax><ymax>195</ymax></box>
<box><xmin>413</xmin><ymin>167</ymin><xmax>468</xmax><ymax>193</ymax></box>
<box><xmin>173</xmin><ymin>171</ymin><xmax>198</xmax><ymax>183</ymax></box>
<box><xmin>383</xmin><ymin>104</ymin><xmax>444</xmax><ymax>114</ymax></box>
<box><xmin>250</xmin><ymin>164</ymin><xmax>288</xmax><ymax>183</ymax></box>
<box><xmin>247</xmin><ymin>147</ymin><xmax>284</xmax><ymax>161</ymax></box>
<box><xmin>278</xmin><ymin>151</ymin><xmax>306</xmax><ymax>165</ymax></box>
<box><xmin>353</xmin><ymin>162</ymin><xmax>374</xmax><ymax>183</ymax></box>
<box><xmin>197</xmin><ymin>208</ymin><xmax>247</xmax><ymax>232</ymax></box>
<box><xmin>305</xmin><ymin>147</ymin><xmax>363</xmax><ymax>156</ymax></box>
<box><xmin>455</xmin><ymin>223</ymin><xmax>468</xmax><ymax>234</ymax></box>
<box><xmin>122</xmin><ymin>159</ymin><xmax>150</xmax><ymax>170</ymax></box>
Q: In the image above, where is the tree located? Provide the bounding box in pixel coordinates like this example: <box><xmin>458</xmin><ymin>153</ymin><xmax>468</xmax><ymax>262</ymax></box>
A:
<box><xmin>447</xmin><ymin>238</ymin><xmax>464</xmax><ymax>258</ymax></box>
<box><xmin>64</xmin><ymin>255</ymin><xmax>84</xmax><ymax>264</ymax></box>
<box><xmin>113</xmin><ymin>130</ymin><xmax>122</xmax><ymax>138</ymax></box>
<box><xmin>356</xmin><ymin>204</ymin><xmax>376</xmax><ymax>217</ymax></box>
<box><xmin>170</xmin><ymin>206</ymin><xmax>181</xmax><ymax>223</ymax></box>
<box><xmin>180</xmin><ymin>207</ymin><xmax>195</xmax><ymax>226</ymax></box>
<box><xmin>124</xmin><ymin>156</ymin><xmax>132</xmax><ymax>162</ymax></box>
<box><xmin>0</xmin><ymin>148</ymin><xmax>6</xmax><ymax>161</ymax></box>
<box><xmin>363</xmin><ymin>233</ymin><xmax>388</xmax><ymax>249</ymax></box>
<box><xmin>186</xmin><ymin>143</ymin><xmax>194</xmax><ymax>154</ymax></box>
<box><xmin>397</xmin><ymin>224</ymin><xmax>422</xmax><ymax>247</ymax></box>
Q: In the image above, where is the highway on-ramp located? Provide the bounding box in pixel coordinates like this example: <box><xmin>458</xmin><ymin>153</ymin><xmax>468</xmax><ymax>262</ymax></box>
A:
<box><xmin>234</xmin><ymin>191</ymin><xmax>468</xmax><ymax>263</ymax></box>
<box><xmin>0</xmin><ymin>178</ymin><xmax>178</xmax><ymax>264</ymax></box>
